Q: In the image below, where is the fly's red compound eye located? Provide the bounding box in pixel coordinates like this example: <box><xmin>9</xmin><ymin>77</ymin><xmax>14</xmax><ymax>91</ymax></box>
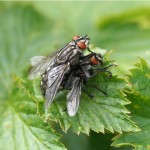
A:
<box><xmin>73</xmin><ymin>36</ymin><xmax>80</xmax><ymax>40</ymax></box>
<box><xmin>73</xmin><ymin>35</ymin><xmax>87</xmax><ymax>50</ymax></box>
<box><xmin>90</xmin><ymin>56</ymin><xmax>99</xmax><ymax>65</ymax></box>
<box><xmin>76</xmin><ymin>41</ymin><xmax>86</xmax><ymax>50</ymax></box>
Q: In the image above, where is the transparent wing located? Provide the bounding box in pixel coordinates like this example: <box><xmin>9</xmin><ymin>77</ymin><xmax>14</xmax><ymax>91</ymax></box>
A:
<box><xmin>67</xmin><ymin>77</ymin><xmax>82</xmax><ymax>116</ymax></box>
<box><xmin>28</xmin><ymin>40</ymin><xmax>80</xmax><ymax>80</ymax></box>
<box><xmin>28</xmin><ymin>54</ymin><xmax>57</xmax><ymax>80</ymax></box>
<box><xmin>30</xmin><ymin>56</ymin><xmax>45</xmax><ymax>66</ymax></box>
<box><xmin>45</xmin><ymin>63</ymin><xmax>70</xmax><ymax>110</ymax></box>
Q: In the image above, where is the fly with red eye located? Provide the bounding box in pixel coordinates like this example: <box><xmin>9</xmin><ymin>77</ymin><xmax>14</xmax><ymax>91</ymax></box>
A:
<box><xmin>55</xmin><ymin>35</ymin><xmax>90</xmax><ymax>64</ymax></box>
<box><xmin>72</xmin><ymin>35</ymin><xmax>90</xmax><ymax>50</ymax></box>
<box><xmin>31</xmin><ymin>35</ymin><xmax>92</xmax><ymax>112</ymax></box>
<box><xmin>58</xmin><ymin>52</ymin><xmax>116</xmax><ymax>116</ymax></box>
<box><xmin>29</xmin><ymin>35</ymin><xmax>90</xmax><ymax>80</ymax></box>
<box><xmin>29</xmin><ymin>35</ymin><xmax>116</xmax><ymax>117</ymax></box>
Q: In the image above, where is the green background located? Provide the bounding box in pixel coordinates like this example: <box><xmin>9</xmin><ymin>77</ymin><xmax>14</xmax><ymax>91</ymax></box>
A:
<box><xmin>0</xmin><ymin>1</ymin><xmax>150</xmax><ymax>150</ymax></box>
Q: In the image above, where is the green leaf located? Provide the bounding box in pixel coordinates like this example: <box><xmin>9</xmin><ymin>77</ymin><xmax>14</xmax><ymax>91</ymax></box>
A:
<box><xmin>1</xmin><ymin>2</ymin><xmax>149</xmax><ymax>150</ymax></box>
<box><xmin>95</xmin><ymin>7</ymin><xmax>150</xmax><ymax>74</ymax></box>
<box><xmin>0</xmin><ymin>3</ymin><xmax>52</xmax><ymax>96</ymax></box>
<box><xmin>0</xmin><ymin>4</ymin><xmax>66</xmax><ymax>150</ymax></box>
<box><xmin>128</xmin><ymin>58</ymin><xmax>150</xmax><ymax>98</ymax></box>
<box><xmin>112</xmin><ymin>59</ymin><xmax>150</xmax><ymax>150</ymax></box>
<box><xmin>32</xmin><ymin>54</ymin><xmax>139</xmax><ymax>134</ymax></box>
<box><xmin>0</xmin><ymin>77</ymin><xmax>66</xmax><ymax>150</ymax></box>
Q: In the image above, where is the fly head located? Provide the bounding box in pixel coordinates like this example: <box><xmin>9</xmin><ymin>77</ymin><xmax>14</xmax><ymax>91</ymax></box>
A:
<box><xmin>73</xmin><ymin>35</ymin><xmax>90</xmax><ymax>51</ymax></box>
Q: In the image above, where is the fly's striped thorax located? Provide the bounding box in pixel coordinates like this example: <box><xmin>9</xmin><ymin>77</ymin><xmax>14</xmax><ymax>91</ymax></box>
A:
<box><xmin>56</xmin><ymin>42</ymin><xmax>79</xmax><ymax>63</ymax></box>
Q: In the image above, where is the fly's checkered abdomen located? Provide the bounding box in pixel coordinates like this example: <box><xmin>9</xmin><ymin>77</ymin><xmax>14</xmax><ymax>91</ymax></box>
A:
<box><xmin>41</xmin><ymin>72</ymin><xmax>48</xmax><ymax>96</ymax></box>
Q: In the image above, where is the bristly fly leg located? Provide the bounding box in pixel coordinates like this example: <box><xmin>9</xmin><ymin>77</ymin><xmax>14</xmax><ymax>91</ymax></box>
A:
<box><xmin>92</xmin><ymin>68</ymin><xmax>112</xmax><ymax>77</ymax></box>
<box><xmin>101</xmin><ymin>63</ymin><xmax>118</xmax><ymax>70</ymax></box>
<box><xmin>63</xmin><ymin>108</ymin><xmax>67</xmax><ymax>112</ymax></box>
<box><xmin>93</xmin><ymin>63</ymin><xmax>117</xmax><ymax>77</ymax></box>
<box><xmin>100</xmin><ymin>69</ymin><xmax>112</xmax><ymax>77</ymax></box>
<box><xmin>86</xmin><ymin>84</ymin><xmax>108</xmax><ymax>96</ymax></box>
<box><xmin>82</xmin><ymin>88</ymin><xmax>94</xmax><ymax>99</ymax></box>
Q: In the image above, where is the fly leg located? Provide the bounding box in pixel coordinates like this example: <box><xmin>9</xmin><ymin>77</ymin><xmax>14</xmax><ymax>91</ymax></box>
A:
<box><xmin>101</xmin><ymin>63</ymin><xmax>118</xmax><ymax>70</ymax></box>
<box><xmin>82</xmin><ymin>88</ymin><xmax>94</xmax><ymax>99</ymax></box>
<box><xmin>93</xmin><ymin>63</ymin><xmax>118</xmax><ymax>77</ymax></box>
<box><xmin>63</xmin><ymin>108</ymin><xmax>67</xmax><ymax>112</ymax></box>
<box><xmin>100</xmin><ymin>69</ymin><xmax>112</xmax><ymax>77</ymax></box>
<box><xmin>86</xmin><ymin>84</ymin><xmax>108</xmax><ymax>96</ymax></box>
<box><xmin>92</xmin><ymin>68</ymin><xmax>112</xmax><ymax>77</ymax></box>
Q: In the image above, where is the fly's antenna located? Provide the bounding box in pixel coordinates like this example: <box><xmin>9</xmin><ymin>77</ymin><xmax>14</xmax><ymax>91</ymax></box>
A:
<box><xmin>75</xmin><ymin>35</ymin><xmax>90</xmax><ymax>42</ymax></box>
<box><xmin>82</xmin><ymin>35</ymin><xmax>90</xmax><ymax>40</ymax></box>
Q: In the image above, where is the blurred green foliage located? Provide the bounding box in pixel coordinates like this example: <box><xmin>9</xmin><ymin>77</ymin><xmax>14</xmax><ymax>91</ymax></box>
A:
<box><xmin>0</xmin><ymin>1</ymin><xmax>150</xmax><ymax>150</ymax></box>
<box><xmin>112</xmin><ymin>59</ymin><xmax>150</xmax><ymax>150</ymax></box>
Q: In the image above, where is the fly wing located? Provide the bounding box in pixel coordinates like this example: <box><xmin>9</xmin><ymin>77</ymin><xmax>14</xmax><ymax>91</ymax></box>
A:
<box><xmin>29</xmin><ymin>54</ymin><xmax>57</xmax><ymax>80</ymax></box>
<box><xmin>29</xmin><ymin>41</ymin><xmax>80</xmax><ymax>80</ymax></box>
<box><xmin>67</xmin><ymin>77</ymin><xmax>82</xmax><ymax>116</ymax></box>
<box><xmin>30</xmin><ymin>56</ymin><xmax>46</xmax><ymax>66</ymax></box>
<box><xmin>45</xmin><ymin>63</ymin><xmax>70</xmax><ymax>110</ymax></box>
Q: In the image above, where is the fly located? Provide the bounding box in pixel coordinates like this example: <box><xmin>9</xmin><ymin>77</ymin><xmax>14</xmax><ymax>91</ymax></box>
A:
<box><xmin>29</xmin><ymin>35</ymin><xmax>116</xmax><ymax>117</ymax></box>
<box><xmin>29</xmin><ymin>35</ymin><xmax>91</xmax><ymax>112</ymax></box>
<box><xmin>59</xmin><ymin>52</ymin><xmax>117</xmax><ymax>116</ymax></box>
<box><xmin>29</xmin><ymin>35</ymin><xmax>90</xmax><ymax>80</ymax></box>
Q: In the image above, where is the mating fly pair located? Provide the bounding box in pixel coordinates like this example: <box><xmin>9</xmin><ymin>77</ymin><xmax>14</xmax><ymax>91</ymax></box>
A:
<box><xmin>29</xmin><ymin>35</ymin><xmax>114</xmax><ymax>116</ymax></box>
